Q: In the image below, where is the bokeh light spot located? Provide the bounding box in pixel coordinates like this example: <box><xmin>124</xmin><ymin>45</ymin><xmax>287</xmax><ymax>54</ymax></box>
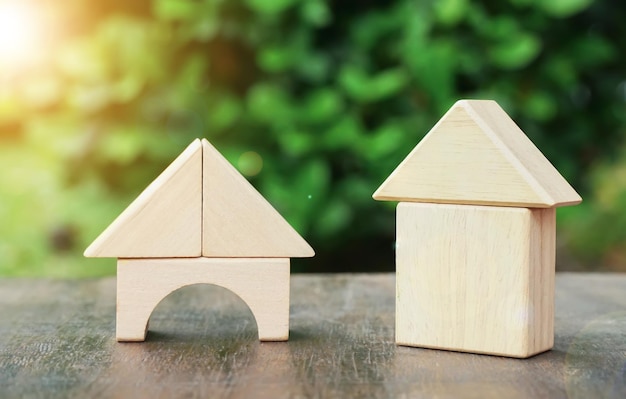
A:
<box><xmin>238</xmin><ymin>151</ymin><xmax>263</xmax><ymax>177</ymax></box>
<box><xmin>0</xmin><ymin>3</ymin><xmax>40</xmax><ymax>65</ymax></box>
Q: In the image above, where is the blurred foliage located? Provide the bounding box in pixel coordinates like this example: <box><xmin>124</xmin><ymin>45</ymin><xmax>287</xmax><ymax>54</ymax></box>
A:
<box><xmin>1</xmin><ymin>0</ymin><xmax>625</xmax><ymax>276</ymax></box>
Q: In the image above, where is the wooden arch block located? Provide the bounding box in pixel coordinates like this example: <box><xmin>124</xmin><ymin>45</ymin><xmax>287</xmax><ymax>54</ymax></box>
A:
<box><xmin>116</xmin><ymin>258</ymin><xmax>290</xmax><ymax>342</ymax></box>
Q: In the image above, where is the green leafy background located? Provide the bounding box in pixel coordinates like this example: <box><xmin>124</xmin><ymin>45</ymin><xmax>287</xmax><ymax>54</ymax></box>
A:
<box><xmin>1</xmin><ymin>0</ymin><xmax>625</xmax><ymax>277</ymax></box>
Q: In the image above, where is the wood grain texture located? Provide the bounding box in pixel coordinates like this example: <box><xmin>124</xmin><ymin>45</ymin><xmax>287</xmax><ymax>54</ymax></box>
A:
<box><xmin>373</xmin><ymin>100</ymin><xmax>582</xmax><ymax>208</ymax></box>
<box><xmin>117</xmin><ymin>258</ymin><xmax>290</xmax><ymax>342</ymax></box>
<box><xmin>201</xmin><ymin>139</ymin><xmax>314</xmax><ymax>258</ymax></box>
<box><xmin>0</xmin><ymin>273</ymin><xmax>625</xmax><ymax>398</ymax></box>
<box><xmin>84</xmin><ymin>139</ymin><xmax>202</xmax><ymax>258</ymax></box>
<box><xmin>396</xmin><ymin>202</ymin><xmax>556</xmax><ymax>358</ymax></box>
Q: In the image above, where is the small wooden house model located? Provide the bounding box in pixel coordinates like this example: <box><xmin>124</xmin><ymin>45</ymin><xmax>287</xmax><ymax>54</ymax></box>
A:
<box><xmin>373</xmin><ymin>100</ymin><xmax>581</xmax><ymax>358</ymax></box>
<box><xmin>85</xmin><ymin>138</ymin><xmax>314</xmax><ymax>342</ymax></box>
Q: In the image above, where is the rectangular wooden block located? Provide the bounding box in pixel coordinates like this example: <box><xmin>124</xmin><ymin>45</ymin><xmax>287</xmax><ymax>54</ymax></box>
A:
<box><xmin>116</xmin><ymin>258</ymin><xmax>290</xmax><ymax>342</ymax></box>
<box><xmin>396</xmin><ymin>202</ymin><xmax>555</xmax><ymax>358</ymax></box>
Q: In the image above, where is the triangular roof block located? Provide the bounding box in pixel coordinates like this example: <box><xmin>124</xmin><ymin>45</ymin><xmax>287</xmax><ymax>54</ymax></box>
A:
<box><xmin>84</xmin><ymin>138</ymin><xmax>314</xmax><ymax>259</ymax></box>
<box><xmin>84</xmin><ymin>139</ymin><xmax>203</xmax><ymax>258</ymax></box>
<box><xmin>373</xmin><ymin>100</ymin><xmax>582</xmax><ymax>208</ymax></box>
<box><xmin>202</xmin><ymin>139</ymin><xmax>314</xmax><ymax>257</ymax></box>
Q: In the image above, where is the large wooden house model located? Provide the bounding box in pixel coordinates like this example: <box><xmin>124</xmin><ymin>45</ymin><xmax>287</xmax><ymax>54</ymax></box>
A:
<box><xmin>85</xmin><ymin>138</ymin><xmax>314</xmax><ymax>342</ymax></box>
<box><xmin>373</xmin><ymin>100</ymin><xmax>581</xmax><ymax>358</ymax></box>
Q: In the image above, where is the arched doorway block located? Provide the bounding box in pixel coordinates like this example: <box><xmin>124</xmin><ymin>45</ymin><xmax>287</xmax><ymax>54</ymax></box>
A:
<box><xmin>116</xmin><ymin>258</ymin><xmax>290</xmax><ymax>341</ymax></box>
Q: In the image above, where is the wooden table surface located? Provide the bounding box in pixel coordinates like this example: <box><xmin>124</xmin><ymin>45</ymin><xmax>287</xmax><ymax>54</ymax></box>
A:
<box><xmin>0</xmin><ymin>273</ymin><xmax>624</xmax><ymax>398</ymax></box>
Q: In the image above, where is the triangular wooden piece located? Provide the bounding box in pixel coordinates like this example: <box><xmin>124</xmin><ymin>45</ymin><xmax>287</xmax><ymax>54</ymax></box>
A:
<box><xmin>202</xmin><ymin>139</ymin><xmax>314</xmax><ymax>257</ymax></box>
<box><xmin>373</xmin><ymin>100</ymin><xmax>581</xmax><ymax>208</ymax></box>
<box><xmin>84</xmin><ymin>139</ymin><xmax>202</xmax><ymax>258</ymax></box>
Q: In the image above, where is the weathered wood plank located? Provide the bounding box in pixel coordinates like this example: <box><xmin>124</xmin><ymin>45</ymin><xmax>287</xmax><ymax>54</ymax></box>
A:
<box><xmin>0</xmin><ymin>273</ymin><xmax>624</xmax><ymax>398</ymax></box>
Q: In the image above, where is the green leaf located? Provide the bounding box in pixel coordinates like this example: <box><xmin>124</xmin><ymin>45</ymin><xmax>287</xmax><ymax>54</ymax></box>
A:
<box><xmin>245</xmin><ymin>0</ymin><xmax>297</xmax><ymax>16</ymax></box>
<box><xmin>303</xmin><ymin>88</ymin><xmax>344</xmax><ymax>123</ymax></box>
<box><xmin>315</xmin><ymin>199</ymin><xmax>352</xmax><ymax>236</ymax></box>
<box><xmin>338</xmin><ymin>177</ymin><xmax>377</xmax><ymax>206</ymax></box>
<box><xmin>539</xmin><ymin>0</ymin><xmax>594</xmax><ymax>18</ymax></box>
<box><xmin>100</xmin><ymin>129</ymin><xmax>146</xmax><ymax>164</ymax></box>
<box><xmin>338</xmin><ymin>66</ymin><xmax>409</xmax><ymax>103</ymax></box>
<box><xmin>277</xmin><ymin>129</ymin><xmax>315</xmax><ymax>157</ymax></box>
<box><xmin>68</xmin><ymin>85</ymin><xmax>114</xmax><ymax>113</ymax></box>
<box><xmin>364</xmin><ymin>123</ymin><xmax>406</xmax><ymax>160</ymax></box>
<box><xmin>510</xmin><ymin>0</ymin><xmax>535</xmax><ymax>6</ymax></box>
<box><xmin>483</xmin><ymin>16</ymin><xmax>519</xmax><ymax>39</ymax></box>
<box><xmin>153</xmin><ymin>0</ymin><xmax>200</xmax><ymax>20</ymax></box>
<box><xmin>489</xmin><ymin>33</ymin><xmax>541</xmax><ymax>69</ymax></box>
<box><xmin>522</xmin><ymin>92</ymin><xmax>558</xmax><ymax>122</ymax></box>
<box><xmin>258</xmin><ymin>46</ymin><xmax>293</xmax><ymax>72</ymax></box>
<box><xmin>570</xmin><ymin>34</ymin><xmax>616</xmax><ymax>68</ymax></box>
<box><xmin>296</xmin><ymin>49</ymin><xmax>331</xmax><ymax>84</ymax></box>
<box><xmin>402</xmin><ymin>39</ymin><xmax>457</xmax><ymax>111</ymax></box>
<box><xmin>434</xmin><ymin>0</ymin><xmax>468</xmax><ymax>26</ymax></box>
<box><xmin>57</xmin><ymin>40</ymin><xmax>110</xmax><ymax>82</ymax></box>
<box><xmin>300</xmin><ymin>1</ymin><xmax>332</xmax><ymax>27</ymax></box>
<box><xmin>112</xmin><ymin>75</ymin><xmax>144</xmax><ymax>103</ymax></box>
<box><xmin>338</xmin><ymin>65</ymin><xmax>370</xmax><ymax>101</ymax></box>
<box><xmin>297</xmin><ymin>52</ymin><xmax>330</xmax><ymax>82</ymax></box>
<box><xmin>323</xmin><ymin>115</ymin><xmax>363</xmax><ymax>150</ymax></box>
<box><xmin>246</xmin><ymin>83</ymin><xmax>292</xmax><ymax>123</ymax></box>
<box><xmin>370</xmin><ymin>68</ymin><xmax>409</xmax><ymax>100</ymax></box>
<box><xmin>298</xmin><ymin>159</ymin><xmax>331</xmax><ymax>196</ymax></box>
<box><xmin>208</xmin><ymin>95</ymin><xmax>242</xmax><ymax>130</ymax></box>
<box><xmin>543</xmin><ymin>57</ymin><xmax>577</xmax><ymax>88</ymax></box>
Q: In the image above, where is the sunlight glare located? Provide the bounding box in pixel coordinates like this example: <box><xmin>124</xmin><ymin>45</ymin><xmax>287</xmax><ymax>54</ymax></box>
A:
<box><xmin>0</xmin><ymin>3</ymin><xmax>40</xmax><ymax>64</ymax></box>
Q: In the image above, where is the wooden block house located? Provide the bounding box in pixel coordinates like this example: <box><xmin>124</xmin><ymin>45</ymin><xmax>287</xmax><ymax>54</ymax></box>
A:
<box><xmin>373</xmin><ymin>100</ymin><xmax>581</xmax><ymax>358</ymax></box>
<box><xmin>85</xmin><ymin>138</ymin><xmax>314</xmax><ymax>342</ymax></box>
